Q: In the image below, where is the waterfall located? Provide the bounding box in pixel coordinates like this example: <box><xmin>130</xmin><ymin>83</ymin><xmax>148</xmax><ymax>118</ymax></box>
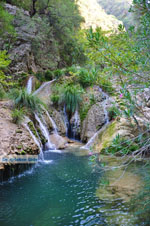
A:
<box><xmin>26</xmin><ymin>77</ymin><xmax>33</xmax><ymax>94</ymax></box>
<box><xmin>23</xmin><ymin>119</ymin><xmax>44</xmax><ymax>161</ymax></box>
<box><xmin>34</xmin><ymin>113</ymin><xmax>56</xmax><ymax>150</ymax></box>
<box><xmin>33</xmin><ymin>79</ymin><xmax>56</xmax><ymax>95</ymax></box>
<box><xmin>63</xmin><ymin>105</ymin><xmax>69</xmax><ymax>137</ymax></box>
<box><xmin>45</xmin><ymin>110</ymin><xmax>58</xmax><ymax>134</ymax></box>
<box><xmin>82</xmin><ymin>87</ymin><xmax>110</xmax><ymax>150</ymax></box>
<box><xmin>71</xmin><ymin>109</ymin><xmax>80</xmax><ymax>140</ymax></box>
<box><xmin>81</xmin><ymin>131</ymin><xmax>100</xmax><ymax>150</ymax></box>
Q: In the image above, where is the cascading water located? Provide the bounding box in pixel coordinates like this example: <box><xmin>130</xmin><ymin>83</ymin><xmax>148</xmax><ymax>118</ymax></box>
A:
<box><xmin>34</xmin><ymin>113</ymin><xmax>55</xmax><ymax>150</ymax></box>
<box><xmin>70</xmin><ymin>109</ymin><xmax>80</xmax><ymax>140</ymax></box>
<box><xmin>33</xmin><ymin>79</ymin><xmax>56</xmax><ymax>95</ymax></box>
<box><xmin>63</xmin><ymin>106</ymin><xmax>80</xmax><ymax>140</ymax></box>
<box><xmin>45</xmin><ymin>110</ymin><xmax>58</xmax><ymax>134</ymax></box>
<box><xmin>63</xmin><ymin>105</ymin><xmax>69</xmax><ymax>137</ymax></box>
<box><xmin>82</xmin><ymin>87</ymin><xmax>110</xmax><ymax>150</ymax></box>
<box><xmin>26</xmin><ymin>77</ymin><xmax>33</xmax><ymax>94</ymax></box>
<box><xmin>23</xmin><ymin>118</ymin><xmax>44</xmax><ymax>161</ymax></box>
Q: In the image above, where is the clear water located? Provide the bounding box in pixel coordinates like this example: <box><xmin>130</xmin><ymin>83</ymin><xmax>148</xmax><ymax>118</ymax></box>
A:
<box><xmin>0</xmin><ymin>152</ymin><xmax>139</xmax><ymax>226</ymax></box>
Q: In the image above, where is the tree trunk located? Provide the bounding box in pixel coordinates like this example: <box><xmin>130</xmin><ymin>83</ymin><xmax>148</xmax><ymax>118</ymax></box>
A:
<box><xmin>30</xmin><ymin>0</ymin><xmax>37</xmax><ymax>17</ymax></box>
<box><xmin>6</xmin><ymin>0</ymin><xmax>12</xmax><ymax>4</ymax></box>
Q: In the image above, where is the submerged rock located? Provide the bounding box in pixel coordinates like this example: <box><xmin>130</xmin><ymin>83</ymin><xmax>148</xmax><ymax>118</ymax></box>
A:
<box><xmin>96</xmin><ymin>156</ymin><xmax>142</xmax><ymax>202</ymax></box>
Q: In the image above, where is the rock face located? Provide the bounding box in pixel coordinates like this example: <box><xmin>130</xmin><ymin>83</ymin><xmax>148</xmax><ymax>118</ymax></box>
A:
<box><xmin>81</xmin><ymin>102</ymin><xmax>106</xmax><ymax>142</ymax></box>
<box><xmin>98</xmin><ymin>0</ymin><xmax>135</xmax><ymax>28</ymax></box>
<box><xmin>52</xmin><ymin>110</ymin><xmax>67</xmax><ymax>136</ymax></box>
<box><xmin>0</xmin><ymin>101</ymin><xmax>39</xmax><ymax>170</ymax></box>
<box><xmin>78</xmin><ymin>0</ymin><xmax>123</xmax><ymax>30</ymax></box>
<box><xmin>80</xmin><ymin>86</ymin><xmax>114</xmax><ymax>142</ymax></box>
<box><xmin>94</xmin><ymin>118</ymin><xmax>138</xmax><ymax>152</ymax></box>
<box><xmin>3</xmin><ymin>4</ymin><xmax>59</xmax><ymax>74</ymax></box>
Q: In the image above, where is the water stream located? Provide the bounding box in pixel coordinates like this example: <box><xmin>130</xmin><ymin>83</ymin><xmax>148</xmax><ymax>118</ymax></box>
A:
<box><xmin>34</xmin><ymin>113</ymin><xmax>55</xmax><ymax>150</ymax></box>
<box><xmin>63</xmin><ymin>105</ymin><xmax>69</xmax><ymax>137</ymax></box>
<box><xmin>23</xmin><ymin>119</ymin><xmax>44</xmax><ymax>161</ymax></box>
<box><xmin>26</xmin><ymin>77</ymin><xmax>33</xmax><ymax>94</ymax></box>
<box><xmin>71</xmin><ymin>109</ymin><xmax>80</xmax><ymax>140</ymax></box>
<box><xmin>33</xmin><ymin>79</ymin><xmax>56</xmax><ymax>96</ymax></box>
<box><xmin>45</xmin><ymin>110</ymin><xmax>58</xmax><ymax>135</ymax></box>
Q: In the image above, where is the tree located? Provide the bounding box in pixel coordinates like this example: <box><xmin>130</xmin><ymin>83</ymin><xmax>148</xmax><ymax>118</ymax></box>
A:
<box><xmin>0</xmin><ymin>51</ymin><xmax>11</xmax><ymax>88</ymax></box>
<box><xmin>0</xmin><ymin>2</ymin><xmax>15</xmax><ymax>37</ymax></box>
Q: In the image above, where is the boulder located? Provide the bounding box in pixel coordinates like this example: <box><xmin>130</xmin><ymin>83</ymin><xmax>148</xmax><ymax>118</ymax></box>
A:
<box><xmin>49</xmin><ymin>109</ymin><xmax>66</xmax><ymax>136</ymax></box>
<box><xmin>49</xmin><ymin>134</ymin><xmax>68</xmax><ymax>149</ymax></box>
<box><xmin>81</xmin><ymin>102</ymin><xmax>106</xmax><ymax>142</ymax></box>
<box><xmin>94</xmin><ymin>118</ymin><xmax>138</xmax><ymax>152</ymax></box>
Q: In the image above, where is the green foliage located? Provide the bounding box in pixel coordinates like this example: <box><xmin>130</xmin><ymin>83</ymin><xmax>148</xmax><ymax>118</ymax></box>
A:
<box><xmin>59</xmin><ymin>83</ymin><xmax>84</xmax><ymax>113</ymax></box>
<box><xmin>103</xmin><ymin>134</ymin><xmax>139</xmax><ymax>155</ymax></box>
<box><xmin>87</xmin><ymin>26</ymin><xmax>141</xmax><ymax>81</ymax></box>
<box><xmin>51</xmin><ymin>94</ymin><xmax>59</xmax><ymax>106</ymax></box>
<box><xmin>0</xmin><ymin>84</ymin><xmax>6</xmax><ymax>100</ymax></box>
<box><xmin>9</xmin><ymin>88</ymin><xmax>45</xmax><ymax>113</ymax></box>
<box><xmin>53</xmin><ymin>69</ymin><xmax>64</xmax><ymax>79</ymax></box>
<box><xmin>0</xmin><ymin>3</ymin><xmax>15</xmax><ymax>37</ymax></box>
<box><xmin>79</xmin><ymin>93</ymin><xmax>96</xmax><ymax>121</ymax></box>
<box><xmin>11</xmin><ymin>108</ymin><xmax>25</xmax><ymax>124</ymax></box>
<box><xmin>0</xmin><ymin>51</ymin><xmax>15</xmax><ymax>88</ymax></box>
<box><xmin>77</xmin><ymin>67</ymin><xmax>98</xmax><ymax>88</ymax></box>
<box><xmin>98</xmin><ymin>0</ymin><xmax>136</xmax><ymax>28</ymax></box>
<box><xmin>97</xmin><ymin>75</ymin><xmax>115</xmax><ymax>95</ymax></box>
<box><xmin>35</xmin><ymin>70</ymin><xmax>55</xmax><ymax>82</ymax></box>
<box><xmin>45</xmin><ymin>70</ymin><xmax>54</xmax><ymax>81</ymax></box>
<box><xmin>10</xmin><ymin>0</ymin><xmax>85</xmax><ymax>67</ymax></box>
<box><xmin>108</xmin><ymin>105</ymin><xmax>121</xmax><ymax>119</ymax></box>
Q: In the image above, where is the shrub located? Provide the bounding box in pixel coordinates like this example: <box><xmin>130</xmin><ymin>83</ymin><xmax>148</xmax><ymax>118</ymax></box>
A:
<box><xmin>0</xmin><ymin>85</ymin><xmax>6</xmax><ymax>100</ymax></box>
<box><xmin>51</xmin><ymin>94</ymin><xmax>60</xmax><ymax>105</ymax></box>
<box><xmin>108</xmin><ymin>105</ymin><xmax>121</xmax><ymax>119</ymax></box>
<box><xmin>64</xmin><ymin>65</ymin><xmax>78</xmax><ymax>76</ymax></box>
<box><xmin>59</xmin><ymin>83</ymin><xmax>84</xmax><ymax>113</ymax></box>
<box><xmin>97</xmin><ymin>76</ymin><xmax>115</xmax><ymax>95</ymax></box>
<box><xmin>103</xmin><ymin>134</ymin><xmax>139</xmax><ymax>155</ymax></box>
<box><xmin>77</xmin><ymin>67</ymin><xmax>98</xmax><ymax>88</ymax></box>
<box><xmin>35</xmin><ymin>72</ymin><xmax>45</xmax><ymax>82</ymax></box>
<box><xmin>53</xmin><ymin>69</ymin><xmax>64</xmax><ymax>79</ymax></box>
<box><xmin>11</xmin><ymin>108</ymin><xmax>25</xmax><ymax>124</ymax></box>
<box><xmin>9</xmin><ymin>88</ymin><xmax>45</xmax><ymax>113</ymax></box>
<box><xmin>45</xmin><ymin>70</ymin><xmax>54</xmax><ymax>81</ymax></box>
<box><xmin>79</xmin><ymin>94</ymin><xmax>96</xmax><ymax>121</ymax></box>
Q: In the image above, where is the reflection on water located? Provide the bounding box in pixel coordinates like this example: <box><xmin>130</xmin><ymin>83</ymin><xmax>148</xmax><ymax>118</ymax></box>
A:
<box><xmin>0</xmin><ymin>150</ymin><xmax>144</xmax><ymax>226</ymax></box>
